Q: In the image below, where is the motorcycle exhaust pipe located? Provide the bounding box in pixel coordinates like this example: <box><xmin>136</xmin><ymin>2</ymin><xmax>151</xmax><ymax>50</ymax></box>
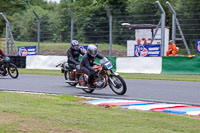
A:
<box><xmin>66</xmin><ymin>80</ymin><xmax>77</xmax><ymax>83</ymax></box>
<box><xmin>75</xmin><ymin>85</ymin><xmax>89</xmax><ymax>89</ymax></box>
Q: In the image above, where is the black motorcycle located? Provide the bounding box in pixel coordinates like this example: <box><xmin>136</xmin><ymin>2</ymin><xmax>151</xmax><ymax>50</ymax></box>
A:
<box><xmin>0</xmin><ymin>57</ymin><xmax>19</xmax><ymax>79</ymax></box>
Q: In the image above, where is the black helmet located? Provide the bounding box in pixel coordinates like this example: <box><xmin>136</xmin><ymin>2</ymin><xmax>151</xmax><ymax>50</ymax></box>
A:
<box><xmin>87</xmin><ymin>44</ymin><xmax>98</xmax><ymax>57</ymax></box>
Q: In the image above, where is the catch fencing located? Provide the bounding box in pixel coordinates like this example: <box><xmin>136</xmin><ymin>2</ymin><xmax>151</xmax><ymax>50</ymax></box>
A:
<box><xmin>1</xmin><ymin>1</ymin><xmax>200</xmax><ymax>56</ymax></box>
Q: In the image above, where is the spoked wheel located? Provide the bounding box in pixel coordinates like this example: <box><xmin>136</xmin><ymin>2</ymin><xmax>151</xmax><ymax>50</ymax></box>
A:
<box><xmin>79</xmin><ymin>75</ymin><xmax>94</xmax><ymax>93</ymax></box>
<box><xmin>8</xmin><ymin>63</ymin><xmax>19</xmax><ymax>79</ymax></box>
<box><xmin>109</xmin><ymin>75</ymin><xmax>127</xmax><ymax>95</ymax></box>
<box><xmin>64</xmin><ymin>71</ymin><xmax>77</xmax><ymax>86</ymax></box>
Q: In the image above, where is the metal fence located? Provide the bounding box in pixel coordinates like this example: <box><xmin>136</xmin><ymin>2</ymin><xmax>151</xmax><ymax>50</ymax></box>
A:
<box><xmin>1</xmin><ymin>1</ymin><xmax>200</xmax><ymax>56</ymax></box>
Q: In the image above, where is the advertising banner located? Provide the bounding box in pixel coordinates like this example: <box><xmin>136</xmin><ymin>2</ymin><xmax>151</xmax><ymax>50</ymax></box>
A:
<box><xmin>196</xmin><ymin>40</ymin><xmax>200</xmax><ymax>53</ymax></box>
<box><xmin>18</xmin><ymin>46</ymin><xmax>36</xmax><ymax>56</ymax></box>
<box><xmin>79</xmin><ymin>46</ymin><xmax>88</xmax><ymax>56</ymax></box>
<box><xmin>134</xmin><ymin>44</ymin><xmax>161</xmax><ymax>57</ymax></box>
<box><xmin>79</xmin><ymin>45</ymin><xmax>99</xmax><ymax>56</ymax></box>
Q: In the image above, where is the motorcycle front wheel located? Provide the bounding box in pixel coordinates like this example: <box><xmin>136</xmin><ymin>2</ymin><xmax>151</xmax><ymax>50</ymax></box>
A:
<box><xmin>109</xmin><ymin>75</ymin><xmax>127</xmax><ymax>95</ymax></box>
<box><xmin>64</xmin><ymin>71</ymin><xmax>77</xmax><ymax>86</ymax></box>
<box><xmin>8</xmin><ymin>63</ymin><xmax>19</xmax><ymax>79</ymax></box>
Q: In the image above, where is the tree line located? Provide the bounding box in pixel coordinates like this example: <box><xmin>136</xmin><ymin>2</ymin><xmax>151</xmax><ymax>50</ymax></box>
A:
<box><xmin>0</xmin><ymin>0</ymin><xmax>200</xmax><ymax>46</ymax></box>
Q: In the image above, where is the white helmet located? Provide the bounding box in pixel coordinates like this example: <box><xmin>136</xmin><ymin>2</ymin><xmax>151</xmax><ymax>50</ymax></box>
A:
<box><xmin>87</xmin><ymin>44</ymin><xmax>98</xmax><ymax>57</ymax></box>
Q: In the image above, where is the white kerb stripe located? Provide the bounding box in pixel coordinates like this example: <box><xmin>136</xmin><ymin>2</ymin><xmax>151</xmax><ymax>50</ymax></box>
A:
<box><xmin>128</xmin><ymin>104</ymin><xmax>184</xmax><ymax>110</ymax></box>
<box><xmin>186</xmin><ymin>111</ymin><xmax>200</xmax><ymax>116</ymax></box>
<box><xmin>90</xmin><ymin>100</ymin><xmax>140</xmax><ymax>105</ymax></box>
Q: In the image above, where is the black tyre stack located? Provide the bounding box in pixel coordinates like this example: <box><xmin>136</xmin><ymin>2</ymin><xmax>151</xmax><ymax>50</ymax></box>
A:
<box><xmin>9</xmin><ymin>56</ymin><xmax>26</xmax><ymax>68</ymax></box>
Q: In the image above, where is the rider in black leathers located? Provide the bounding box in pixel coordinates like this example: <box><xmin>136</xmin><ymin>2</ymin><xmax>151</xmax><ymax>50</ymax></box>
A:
<box><xmin>0</xmin><ymin>49</ymin><xmax>5</xmax><ymax>59</ymax></box>
<box><xmin>67</xmin><ymin>40</ymin><xmax>85</xmax><ymax>70</ymax></box>
<box><xmin>80</xmin><ymin>44</ymin><xmax>105</xmax><ymax>88</ymax></box>
<box><xmin>0</xmin><ymin>49</ymin><xmax>6</xmax><ymax>74</ymax></box>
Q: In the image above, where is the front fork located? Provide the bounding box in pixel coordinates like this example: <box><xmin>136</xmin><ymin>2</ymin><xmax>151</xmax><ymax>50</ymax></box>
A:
<box><xmin>108</xmin><ymin>69</ymin><xmax>119</xmax><ymax>86</ymax></box>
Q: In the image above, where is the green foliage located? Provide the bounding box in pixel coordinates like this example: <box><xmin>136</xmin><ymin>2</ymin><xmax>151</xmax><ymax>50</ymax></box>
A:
<box><xmin>0</xmin><ymin>0</ymin><xmax>30</xmax><ymax>36</ymax></box>
<box><xmin>0</xmin><ymin>0</ymin><xmax>200</xmax><ymax>49</ymax></box>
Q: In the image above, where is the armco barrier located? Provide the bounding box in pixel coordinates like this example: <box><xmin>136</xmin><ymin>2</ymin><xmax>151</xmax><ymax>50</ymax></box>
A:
<box><xmin>162</xmin><ymin>56</ymin><xmax>200</xmax><ymax>74</ymax></box>
<box><xmin>116</xmin><ymin>57</ymin><xmax>162</xmax><ymax>74</ymax></box>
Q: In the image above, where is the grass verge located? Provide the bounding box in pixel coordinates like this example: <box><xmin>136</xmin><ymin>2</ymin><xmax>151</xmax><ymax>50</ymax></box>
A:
<box><xmin>19</xmin><ymin>68</ymin><xmax>200</xmax><ymax>82</ymax></box>
<box><xmin>1</xmin><ymin>41</ymin><xmax>127</xmax><ymax>51</ymax></box>
<box><xmin>0</xmin><ymin>92</ymin><xmax>199</xmax><ymax>133</ymax></box>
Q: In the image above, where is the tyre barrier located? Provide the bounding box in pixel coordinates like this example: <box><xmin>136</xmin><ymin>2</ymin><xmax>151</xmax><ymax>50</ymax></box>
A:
<box><xmin>9</xmin><ymin>56</ymin><xmax>26</xmax><ymax>68</ymax></box>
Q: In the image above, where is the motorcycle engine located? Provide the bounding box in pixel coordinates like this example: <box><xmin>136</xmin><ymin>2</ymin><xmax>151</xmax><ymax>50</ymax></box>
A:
<box><xmin>94</xmin><ymin>74</ymin><xmax>105</xmax><ymax>88</ymax></box>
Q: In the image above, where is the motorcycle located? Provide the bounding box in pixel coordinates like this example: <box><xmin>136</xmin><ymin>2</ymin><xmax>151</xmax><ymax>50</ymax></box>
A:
<box><xmin>0</xmin><ymin>57</ymin><xmax>19</xmax><ymax>79</ymax></box>
<box><xmin>57</xmin><ymin>59</ymin><xmax>127</xmax><ymax>95</ymax></box>
<box><xmin>56</xmin><ymin>61</ymin><xmax>77</xmax><ymax>86</ymax></box>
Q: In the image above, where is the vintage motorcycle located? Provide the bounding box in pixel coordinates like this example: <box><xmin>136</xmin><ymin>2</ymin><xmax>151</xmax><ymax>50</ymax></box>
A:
<box><xmin>56</xmin><ymin>61</ymin><xmax>77</xmax><ymax>86</ymax></box>
<box><xmin>0</xmin><ymin>57</ymin><xmax>19</xmax><ymax>79</ymax></box>
<box><xmin>57</xmin><ymin>59</ymin><xmax>127</xmax><ymax>95</ymax></box>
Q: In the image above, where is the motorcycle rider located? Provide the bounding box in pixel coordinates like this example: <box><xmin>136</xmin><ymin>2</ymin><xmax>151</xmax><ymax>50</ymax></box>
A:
<box><xmin>0</xmin><ymin>49</ymin><xmax>5</xmax><ymax>58</ymax></box>
<box><xmin>0</xmin><ymin>49</ymin><xmax>6</xmax><ymax>74</ymax></box>
<box><xmin>80</xmin><ymin>44</ymin><xmax>107</xmax><ymax>89</ymax></box>
<box><xmin>67</xmin><ymin>40</ymin><xmax>85</xmax><ymax>70</ymax></box>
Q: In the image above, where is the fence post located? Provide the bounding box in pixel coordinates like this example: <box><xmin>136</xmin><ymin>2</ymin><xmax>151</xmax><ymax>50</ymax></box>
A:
<box><xmin>66</xmin><ymin>9</ymin><xmax>74</xmax><ymax>42</ymax></box>
<box><xmin>156</xmin><ymin>1</ymin><xmax>165</xmax><ymax>57</ymax></box>
<box><xmin>33</xmin><ymin>11</ymin><xmax>40</xmax><ymax>55</ymax></box>
<box><xmin>0</xmin><ymin>12</ymin><xmax>17</xmax><ymax>55</ymax></box>
<box><xmin>104</xmin><ymin>6</ymin><xmax>112</xmax><ymax>57</ymax></box>
<box><xmin>166</xmin><ymin>1</ymin><xmax>191</xmax><ymax>55</ymax></box>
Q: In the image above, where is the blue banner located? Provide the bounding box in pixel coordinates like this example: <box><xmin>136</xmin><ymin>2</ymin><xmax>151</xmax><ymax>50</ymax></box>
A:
<box><xmin>134</xmin><ymin>44</ymin><xmax>161</xmax><ymax>57</ymax></box>
<box><xmin>18</xmin><ymin>46</ymin><xmax>36</xmax><ymax>56</ymax></box>
<box><xmin>79</xmin><ymin>45</ymin><xmax>98</xmax><ymax>56</ymax></box>
<box><xmin>196</xmin><ymin>40</ymin><xmax>200</xmax><ymax>53</ymax></box>
<box><xmin>79</xmin><ymin>46</ymin><xmax>88</xmax><ymax>56</ymax></box>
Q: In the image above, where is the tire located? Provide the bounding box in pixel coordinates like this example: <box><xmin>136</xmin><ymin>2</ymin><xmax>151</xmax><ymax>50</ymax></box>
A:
<box><xmin>78</xmin><ymin>75</ymin><xmax>94</xmax><ymax>93</ymax></box>
<box><xmin>109</xmin><ymin>75</ymin><xmax>127</xmax><ymax>95</ymax></box>
<box><xmin>64</xmin><ymin>71</ymin><xmax>77</xmax><ymax>86</ymax></box>
<box><xmin>8</xmin><ymin>63</ymin><xmax>19</xmax><ymax>79</ymax></box>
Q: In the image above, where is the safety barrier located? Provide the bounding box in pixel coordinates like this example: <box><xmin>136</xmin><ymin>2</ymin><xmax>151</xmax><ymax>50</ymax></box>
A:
<box><xmin>10</xmin><ymin>55</ymin><xmax>200</xmax><ymax>74</ymax></box>
<box><xmin>9</xmin><ymin>56</ymin><xmax>26</xmax><ymax>68</ymax></box>
<box><xmin>26</xmin><ymin>55</ymin><xmax>67</xmax><ymax>70</ymax></box>
<box><xmin>116</xmin><ymin>57</ymin><xmax>162</xmax><ymax>74</ymax></box>
<box><xmin>162</xmin><ymin>56</ymin><xmax>200</xmax><ymax>74</ymax></box>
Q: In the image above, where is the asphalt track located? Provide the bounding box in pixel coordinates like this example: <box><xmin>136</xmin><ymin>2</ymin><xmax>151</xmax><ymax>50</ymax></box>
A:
<box><xmin>0</xmin><ymin>74</ymin><xmax>200</xmax><ymax>106</ymax></box>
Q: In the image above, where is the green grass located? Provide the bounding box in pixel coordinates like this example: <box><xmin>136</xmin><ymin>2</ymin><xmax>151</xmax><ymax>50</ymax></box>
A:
<box><xmin>19</xmin><ymin>68</ymin><xmax>200</xmax><ymax>82</ymax></box>
<box><xmin>120</xmin><ymin>73</ymin><xmax>200</xmax><ymax>82</ymax></box>
<box><xmin>19</xmin><ymin>68</ymin><xmax>63</xmax><ymax>76</ymax></box>
<box><xmin>0</xmin><ymin>41</ymin><xmax>127</xmax><ymax>51</ymax></box>
<box><xmin>0</xmin><ymin>91</ymin><xmax>199</xmax><ymax>133</ymax></box>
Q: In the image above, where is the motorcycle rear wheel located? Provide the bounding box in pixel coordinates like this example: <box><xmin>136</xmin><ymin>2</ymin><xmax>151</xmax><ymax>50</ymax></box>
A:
<box><xmin>8</xmin><ymin>63</ymin><xmax>19</xmax><ymax>79</ymax></box>
<box><xmin>109</xmin><ymin>75</ymin><xmax>127</xmax><ymax>95</ymax></box>
<box><xmin>64</xmin><ymin>71</ymin><xmax>77</xmax><ymax>86</ymax></box>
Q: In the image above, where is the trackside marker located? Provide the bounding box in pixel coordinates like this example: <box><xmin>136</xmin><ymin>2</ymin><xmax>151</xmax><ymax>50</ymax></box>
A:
<box><xmin>99</xmin><ymin>101</ymin><xmax>145</xmax><ymax>106</ymax></box>
<box><xmin>84</xmin><ymin>98</ymin><xmax>200</xmax><ymax>116</ymax></box>
<box><xmin>162</xmin><ymin>107</ymin><xmax>200</xmax><ymax>114</ymax></box>
<box><xmin>128</xmin><ymin>103</ymin><xmax>184</xmax><ymax>110</ymax></box>
<box><xmin>150</xmin><ymin>105</ymin><xmax>190</xmax><ymax>111</ymax></box>
<box><xmin>119</xmin><ymin>102</ymin><xmax>157</xmax><ymax>108</ymax></box>
<box><xmin>186</xmin><ymin>111</ymin><xmax>200</xmax><ymax>116</ymax></box>
<box><xmin>86</xmin><ymin>99</ymin><xmax>129</xmax><ymax>105</ymax></box>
